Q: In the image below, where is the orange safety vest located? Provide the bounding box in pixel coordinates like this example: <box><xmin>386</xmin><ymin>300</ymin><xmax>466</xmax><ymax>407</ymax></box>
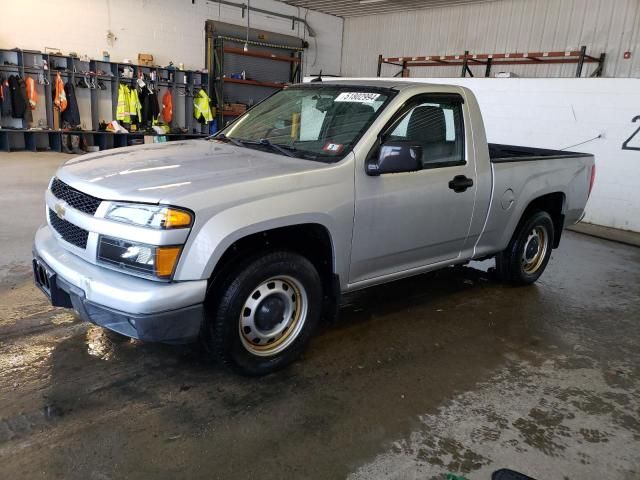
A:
<box><xmin>162</xmin><ymin>89</ymin><xmax>173</xmax><ymax>123</ymax></box>
<box><xmin>54</xmin><ymin>72</ymin><xmax>67</xmax><ymax>112</ymax></box>
<box><xmin>25</xmin><ymin>76</ymin><xmax>38</xmax><ymax>110</ymax></box>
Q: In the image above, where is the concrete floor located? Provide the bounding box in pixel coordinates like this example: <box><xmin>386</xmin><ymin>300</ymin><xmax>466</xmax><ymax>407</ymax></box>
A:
<box><xmin>0</xmin><ymin>152</ymin><xmax>639</xmax><ymax>480</ymax></box>
<box><xmin>0</xmin><ymin>153</ymin><xmax>73</xmax><ymax>280</ymax></box>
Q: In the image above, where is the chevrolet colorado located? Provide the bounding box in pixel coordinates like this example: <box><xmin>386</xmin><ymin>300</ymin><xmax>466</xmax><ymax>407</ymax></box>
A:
<box><xmin>33</xmin><ymin>80</ymin><xmax>596</xmax><ymax>375</ymax></box>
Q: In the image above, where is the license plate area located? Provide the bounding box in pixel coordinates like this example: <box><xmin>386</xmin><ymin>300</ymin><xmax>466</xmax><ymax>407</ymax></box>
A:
<box><xmin>32</xmin><ymin>258</ymin><xmax>73</xmax><ymax>308</ymax></box>
<box><xmin>33</xmin><ymin>258</ymin><xmax>53</xmax><ymax>298</ymax></box>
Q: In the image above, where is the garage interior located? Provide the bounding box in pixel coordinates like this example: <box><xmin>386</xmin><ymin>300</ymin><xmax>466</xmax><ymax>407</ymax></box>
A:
<box><xmin>1</xmin><ymin>1</ymin><xmax>639</xmax><ymax>479</ymax></box>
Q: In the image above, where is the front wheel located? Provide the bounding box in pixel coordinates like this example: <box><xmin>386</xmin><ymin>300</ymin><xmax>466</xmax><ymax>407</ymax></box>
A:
<box><xmin>203</xmin><ymin>251</ymin><xmax>323</xmax><ymax>376</ymax></box>
<box><xmin>495</xmin><ymin>210</ymin><xmax>555</xmax><ymax>285</ymax></box>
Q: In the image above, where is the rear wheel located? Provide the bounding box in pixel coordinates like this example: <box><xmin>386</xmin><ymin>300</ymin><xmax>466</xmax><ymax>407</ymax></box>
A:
<box><xmin>495</xmin><ymin>210</ymin><xmax>554</xmax><ymax>285</ymax></box>
<box><xmin>203</xmin><ymin>251</ymin><xmax>322</xmax><ymax>376</ymax></box>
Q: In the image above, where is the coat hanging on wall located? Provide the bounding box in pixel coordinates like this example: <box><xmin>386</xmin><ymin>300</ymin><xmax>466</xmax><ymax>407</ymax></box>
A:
<box><xmin>54</xmin><ymin>72</ymin><xmax>67</xmax><ymax>112</ymax></box>
<box><xmin>0</xmin><ymin>76</ymin><xmax>12</xmax><ymax>117</ymax></box>
<box><xmin>162</xmin><ymin>89</ymin><xmax>173</xmax><ymax>124</ymax></box>
<box><xmin>8</xmin><ymin>75</ymin><xmax>27</xmax><ymax>119</ymax></box>
<box><xmin>61</xmin><ymin>81</ymin><xmax>80</xmax><ymax>127</ymax></box>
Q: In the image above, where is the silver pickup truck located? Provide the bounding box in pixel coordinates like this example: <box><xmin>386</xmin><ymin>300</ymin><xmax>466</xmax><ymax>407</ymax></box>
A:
<box><xmin>33</xmin><ymin>80</ymin><xmax>595</xmax><ymax>375</ymax></box>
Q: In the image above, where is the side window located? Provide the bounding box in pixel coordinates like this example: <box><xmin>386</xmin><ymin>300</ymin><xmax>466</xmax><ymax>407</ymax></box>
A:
<box><xmin>385</xmin><ymin>97</ymin><xmax>465</xmax><ymax>168</ymax></box>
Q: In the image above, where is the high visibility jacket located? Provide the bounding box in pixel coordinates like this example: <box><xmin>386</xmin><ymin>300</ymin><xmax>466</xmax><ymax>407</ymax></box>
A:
<box><xmin>162</xmin><ymin>90</ymin><xmax>173</xmax><ymax>123</ymax></box>
<box><xmin>25</xmin><ymin>76</ymin><xmax>37</xmax><ymax>110</ymax></box>
<box><xmin>129</xmin><ymin>87</ymin><xmax>142</xmax><ymax>121</ymax></box>
<box><xmin>193</xmin><ymin>89</ymin><xmax>213</xmax><ymax>122</ymax></box>
<box><xmin>54</xmin><ymin>72</ymin><xmax>67</xmax><ymax>112</ymax></box>
<box><xmin>116</xmin><ymin>84</ymin><xmax>131</xmax><ymax>123</ymax></box>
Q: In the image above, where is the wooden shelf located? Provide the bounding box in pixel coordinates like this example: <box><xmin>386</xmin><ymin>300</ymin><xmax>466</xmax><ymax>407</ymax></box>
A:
<box><xmin>223</xmin><ymin>77</ymin><xmax>286</xmax><ymax>89</ymax></box>
<box><xmin>378</xmin><ymin>45</ymin><xmax>606</xmax><ymax>78</ymax></box>
<box><xmin>207</xmin><ymin>33</ymin><xmax>303</xmax><ymax>130</ymax></box>
<box><xmin>0</xmin><ymin>129</ymin><xmax>208</xmax><ymax>136</ymax></box>
<box><xmin>223</xmin><ymin>47</ymin><xmax>300</xmax><ymax>63</ymax></box>
<box><xmin>0</xmin><ymin>128</ymin><xmax>207</xmax><ymax>153</ymax></box>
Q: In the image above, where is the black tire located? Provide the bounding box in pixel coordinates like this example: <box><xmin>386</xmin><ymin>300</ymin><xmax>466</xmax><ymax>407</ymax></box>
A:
<box><xmin>203</xmin><ymin>251</ymin><xmax>323</xmax><ymax>376</ymax></box>
<box><xmin>495</xmin><ymin>210</ymin><xmax>555</xmax><ymax>285</ymax></box>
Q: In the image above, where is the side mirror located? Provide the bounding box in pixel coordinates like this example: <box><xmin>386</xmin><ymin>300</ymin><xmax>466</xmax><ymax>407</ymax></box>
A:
<box><xmin>366</xmin><ymin>141</ymin><xmax>423</xmax><ymax>176</ymax></box>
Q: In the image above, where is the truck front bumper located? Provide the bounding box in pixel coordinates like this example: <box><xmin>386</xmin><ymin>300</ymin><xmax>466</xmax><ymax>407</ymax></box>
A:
<box><xmin>33</xmin><ymin>225</ymin><xmax>208</xmax><ymax>343</ymax></box>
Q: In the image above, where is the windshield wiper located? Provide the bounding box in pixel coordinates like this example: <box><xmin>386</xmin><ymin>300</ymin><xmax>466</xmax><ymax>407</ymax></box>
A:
<box><xmin>211</xmin><ymin>133</ymin><xmax>245</xmax><ymax>148</ymax></box>
<box><xmin>214</xmin><ymin>135</ymin><xmax>301</xmax><ymax>158</ymax></box>
<box><xmin>256</xmin><ymin>138</ymin><xmax>299</xmax><ymax>158</ymax></box>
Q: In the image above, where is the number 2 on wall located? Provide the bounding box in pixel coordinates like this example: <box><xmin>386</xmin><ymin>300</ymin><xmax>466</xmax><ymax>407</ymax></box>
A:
<box><xmin>622</xmin><ymin>115</ymin><xmax>640</xmax><ymax>151</ymax></box>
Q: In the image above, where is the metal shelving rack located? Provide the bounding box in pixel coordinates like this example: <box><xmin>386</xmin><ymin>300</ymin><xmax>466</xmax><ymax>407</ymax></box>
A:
<box><xmin>377</xmin><ymin>46</ymin><xmax>606</xmax><ymax>78</ymax></box>
<box><xmin>0</xmin><ymin>48</ymin><xmax>209</xmax><ymax>152</ymax></box>
<box><xmin>205</xmin><ymin>21</ymin><xmax>305</xmax><ymax>129</ymax></box>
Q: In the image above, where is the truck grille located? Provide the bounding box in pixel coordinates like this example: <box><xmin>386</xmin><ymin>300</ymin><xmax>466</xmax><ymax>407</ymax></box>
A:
<box><xmin>50</xmin><ymin>178</ymin><xmax>102</xmax><ymax>215</ymax></box>
<box><xmin>48</xmin><ymin>208</ymin><xmax>89</xmax><ymax>249</ymax></box>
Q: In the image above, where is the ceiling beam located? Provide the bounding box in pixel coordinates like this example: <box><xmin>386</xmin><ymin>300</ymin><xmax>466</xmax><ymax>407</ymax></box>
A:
<box><xmin>279</xmin><ymin>0</ymin><xmax>496</xmax><ymax>18</ymax></box>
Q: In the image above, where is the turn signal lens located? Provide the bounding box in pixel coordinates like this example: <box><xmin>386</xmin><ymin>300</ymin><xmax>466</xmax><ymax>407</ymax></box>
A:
<box><xmin>164</xmin><ymin>208</ymin><xmax>193</xmax><ymax>229</ymax></box>
<box><xmin>156</xmin><ymin>246</ymin><xmax>182</xmax><ymax>278</ymax></box>
<box><xmin>97</xmin><ymin>236</ymin><xmax>183</xmax><ymax>280</ymax></box>
<box><xmin>106</xmin><ymin>203</ymin><xmax>193</xmax><ymax>230</ymax></box>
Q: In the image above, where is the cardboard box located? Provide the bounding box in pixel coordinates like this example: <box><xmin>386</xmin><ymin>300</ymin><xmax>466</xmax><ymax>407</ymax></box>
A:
<box><xmin>223</xmin><ymin>103</ymin><xmax>247</xmax><ymax>116</ymax></box>
<box><xmin>138</xmin><ymin>53</ymin><xmax>154</xmax><ymax>66</ymax></box>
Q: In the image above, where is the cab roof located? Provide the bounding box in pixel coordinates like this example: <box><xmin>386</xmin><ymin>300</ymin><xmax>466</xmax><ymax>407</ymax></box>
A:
<box><xmin>297</xmin><ymin>78</ymin><xmax>440</xmax><ymax>91</ymax></box>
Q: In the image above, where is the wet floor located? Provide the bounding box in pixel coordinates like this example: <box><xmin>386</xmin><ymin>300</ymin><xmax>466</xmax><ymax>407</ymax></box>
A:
<box><xmin>1</xmin><ymin>153</ymin><xmax>639</xmax><ymax>479</ymax></box>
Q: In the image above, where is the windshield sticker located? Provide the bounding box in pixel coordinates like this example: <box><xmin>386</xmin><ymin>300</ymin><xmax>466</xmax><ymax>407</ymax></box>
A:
<box><xmin>322</xmin><ymin>143</ymin><xmax>344</xmax><ymax>153</ymax></box>
<box><xmin>335</xmin><ymin>92</ymin><xmax>381</xmax><ymax>104</ymax></box>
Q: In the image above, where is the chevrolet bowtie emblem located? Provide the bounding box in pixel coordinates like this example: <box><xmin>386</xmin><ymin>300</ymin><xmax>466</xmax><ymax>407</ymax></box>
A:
<box><xmin>54</xmin><ymin>203</ymin><xmax>66</xmax><ymax>219</ymax></box>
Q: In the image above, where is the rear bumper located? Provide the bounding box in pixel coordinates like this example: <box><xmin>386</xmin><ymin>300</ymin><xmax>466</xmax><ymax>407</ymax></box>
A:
<box><xmin>33</xmin><ymin>225</ymin><xmax>207</xmax><ymax>343</ymax></box>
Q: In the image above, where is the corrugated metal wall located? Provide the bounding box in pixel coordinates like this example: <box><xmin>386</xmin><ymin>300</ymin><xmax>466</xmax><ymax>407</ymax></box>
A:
<box><xmin>341</xmin><ymin>0</ymin><xmax>640</xmax><ymax>78</ymax></box>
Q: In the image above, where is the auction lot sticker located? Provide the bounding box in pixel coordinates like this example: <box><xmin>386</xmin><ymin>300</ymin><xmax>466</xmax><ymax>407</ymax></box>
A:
<box><xmin>322</xmin><ymin>142</ymin><xmax>344</xmax><ymax>153</ymax></box>
<box><xmin>335</xmin><ymin>92</ymin><xmax>381</xmax><ymax>103</ymax></box>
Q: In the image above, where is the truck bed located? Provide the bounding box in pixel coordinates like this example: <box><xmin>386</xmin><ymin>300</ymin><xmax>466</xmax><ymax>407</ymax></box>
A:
<box><xmin>473</xmin><ymin>143</ymin><xmax>594</xmax><ymax>262</ymax></box>
<box><xmin>489</xmin><ymin>143</ymin><xmax>587</xmax><ymax>163</ymax></box>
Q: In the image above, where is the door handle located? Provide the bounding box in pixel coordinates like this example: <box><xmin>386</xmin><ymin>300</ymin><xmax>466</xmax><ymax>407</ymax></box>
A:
<box><xmin>448</xmin><ymin>175</ymin><xmax>474</xmax><ymax>193</ymax></box>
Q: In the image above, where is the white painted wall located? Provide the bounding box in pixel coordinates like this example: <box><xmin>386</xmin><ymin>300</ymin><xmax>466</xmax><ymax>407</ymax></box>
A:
<box><xmin>438</xmin><ymin>78</ymin><xmax>640</xmax><ymax>232</ymax></box>
<box><xmin>308</xmin><ymin>77</ymin><xmax>640</xmax><ymax>232</ymax></box>
<box><xmin>342</xmin><ymin>0</ymin><xmax>640</xmax><ymax>78</ymax></box>
<box><xmin>0</xmin><ymin>0</ymin><xmax>342</xmax><ymax>76</ymax></box>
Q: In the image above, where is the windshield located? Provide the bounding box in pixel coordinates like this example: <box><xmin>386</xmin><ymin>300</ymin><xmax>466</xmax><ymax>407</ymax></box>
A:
<box><xmin>217</xmin><ymin>86</ymin><xmax>392</xmax><ymax>162</ymax></box>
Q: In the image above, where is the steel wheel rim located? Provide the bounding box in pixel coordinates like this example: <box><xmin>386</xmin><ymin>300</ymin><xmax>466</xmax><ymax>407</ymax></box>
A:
<box><xmin>522</xmin><ymin>225</ymin><xmax>548</xmax><ymax>274</ymax></box>
<box><xmin>238</xmin><ymin>275</ymin><xmax>308</xmax><ymax>356</ymax></box>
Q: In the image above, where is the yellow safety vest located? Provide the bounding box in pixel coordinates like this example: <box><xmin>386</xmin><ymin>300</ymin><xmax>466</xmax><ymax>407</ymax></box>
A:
<box><xmin>129</xmin><ymin>88</ymin><xmax>142</xmax><ymax>121</ymax></box>
<box><xmin>194</xmin><ymin>89</ymin><xmax>213</xmax><ymax>122</ymax></box>
<box><xmin>116</xmin><ymin>84</ymin><xmax>131</xmax><ymax>123</ymax></box>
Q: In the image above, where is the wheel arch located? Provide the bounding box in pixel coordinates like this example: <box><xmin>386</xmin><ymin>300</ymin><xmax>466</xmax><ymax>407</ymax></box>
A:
<box><xmin>519</xmin><ymin>191</ymin><xmax>566</xmax><ymax>248</ymax></box>
<box><xmin>210</xmin><ymin>222</ymin><xmax>334</xmax><ymax>276</ymax></box>
<box><xmin>202</xmin><ymin>221</ymin><xmax>339</xmax><ymax>312</ymax></box>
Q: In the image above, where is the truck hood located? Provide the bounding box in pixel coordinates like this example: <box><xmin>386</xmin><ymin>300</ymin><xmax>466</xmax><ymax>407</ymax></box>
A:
<box><xmin>56</xmin><ymin>140</ymin><xmax>328</xmax><ymax>205</ymax></box>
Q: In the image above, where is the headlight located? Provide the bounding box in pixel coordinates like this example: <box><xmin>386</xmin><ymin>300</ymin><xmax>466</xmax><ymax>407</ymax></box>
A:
<box><xmin>105</xmin><ymin>203</ymin><xmax>193</xmax><ymax>229</ymax></box>
<box><xmin>97</xmin><ymin>235</ymin><xmax>182</xmax><ymax>280</ymax></box>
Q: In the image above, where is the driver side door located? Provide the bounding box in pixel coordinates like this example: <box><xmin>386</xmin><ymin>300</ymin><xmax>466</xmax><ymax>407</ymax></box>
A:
<box><xmin>349</xmin><ymin>93</ymin><xmax>477</xmax><ymax>285</ymax></box>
